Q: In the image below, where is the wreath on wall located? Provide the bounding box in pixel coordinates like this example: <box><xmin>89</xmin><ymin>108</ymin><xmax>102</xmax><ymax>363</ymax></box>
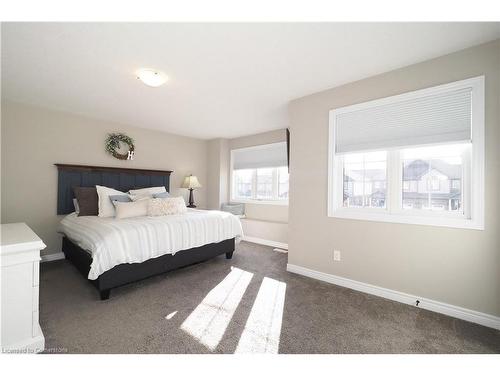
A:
<box><xmin>105</xmin><ymin>133</ymin><xmax>135</xmax><ymax>160</ymax></box>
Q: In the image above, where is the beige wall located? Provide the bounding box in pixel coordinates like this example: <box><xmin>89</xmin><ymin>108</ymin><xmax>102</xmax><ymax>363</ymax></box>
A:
<box><xmin>288</xmin><ymin>40</ymin><xmax>500</xmax><ymax>317</ymax></box>
<box><xmin>244</xmin><ymin>203</ymin><xmax>288</xmax><ymax>223</ymax></box>
<box><xmin>1</xmin><ymin>101</ymin><xmax>208</xmax><ymax>255</ymax></box>
<box><xmin>240</xmin><ymin>218</ymin><xmax>288</xmax><ymax>244</ymax></box>
<box><xmin>207</xmin><ymin>138</ymin><xmax>229</xmax><ymax>210</ymax></box>
<box><xmin>228</xmin><ymin>129</ymin><xmax>287</xmax><ymax>150</ymax></box>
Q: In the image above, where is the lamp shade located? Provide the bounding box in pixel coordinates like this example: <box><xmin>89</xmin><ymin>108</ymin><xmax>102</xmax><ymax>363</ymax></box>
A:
<box><xmin>181</xmin><ymin>175</ymin><xmax>202</xmax><ymax>189</ymax></box>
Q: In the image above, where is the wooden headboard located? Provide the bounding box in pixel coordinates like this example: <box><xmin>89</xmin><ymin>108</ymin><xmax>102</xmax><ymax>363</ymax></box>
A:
<box><xmin>55</xmin><ymin>164</ymin><xmax>173</xmax><ymax>215</ymax></box>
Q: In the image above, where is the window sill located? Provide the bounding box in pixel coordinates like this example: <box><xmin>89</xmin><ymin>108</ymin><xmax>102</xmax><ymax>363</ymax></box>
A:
<box><xmin>329</xmin><ymin>208</ymin><xmax>483</xmax><ymax>230</ymax></box>
<box><xmin>231</xmin><ymin>199</ymin><xmax>289</xmax><ymax>206</ymax></box>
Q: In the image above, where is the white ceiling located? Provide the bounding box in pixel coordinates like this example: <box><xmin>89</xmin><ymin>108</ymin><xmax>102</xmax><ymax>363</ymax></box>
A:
<box><xmin>2</xmin><ymin>23</ymin><xmax>499</xmax><ymax>139</ymax></box>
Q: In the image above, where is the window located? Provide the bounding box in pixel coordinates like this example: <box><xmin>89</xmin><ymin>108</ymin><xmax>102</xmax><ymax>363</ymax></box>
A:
<box><xmin>343</xmin><ymin>151</ymin><xmax>387</xmax><ymax>208</ymax></box>
<box><xmin>233</xmin><ymin>169</ymin><xmax>253</xmax><ymax>199</ymax></box>
<box><xmin>231</xmin><ymin>143</ymin><xmax>289</xmax><ymax>203</ymax></box>
<box><xmin>328</xmin><ymin>76</ymin><xmax>484</xmax><ymax>229</ymax></box>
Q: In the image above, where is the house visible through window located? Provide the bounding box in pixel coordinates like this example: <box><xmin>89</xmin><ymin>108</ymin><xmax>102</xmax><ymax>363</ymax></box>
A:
<box><xmin>328</xmin><ymin>76</ymin><xmax>484</xmax><ymax>229</ymax></box>
<box><xmin>231</xmin><ymin>142</ymin><xmax>289</xmax><ymax>203</ymax></box>
<box><xmin>402</xmin><ymin>144</ymin><xmax>466</xmax><ymax>212</ymax></box>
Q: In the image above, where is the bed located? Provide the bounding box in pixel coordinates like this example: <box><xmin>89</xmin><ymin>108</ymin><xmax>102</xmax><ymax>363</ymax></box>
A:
<box><xmin>55</xmin><ymin>164</ymin><xmax>242</xmax><ymax>300</ymax></box>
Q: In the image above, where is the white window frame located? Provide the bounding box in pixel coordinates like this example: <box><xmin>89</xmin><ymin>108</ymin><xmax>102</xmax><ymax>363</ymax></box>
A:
<box><xmin>328</xmin><ymin>76</ymin><xmax>485</xmax><ymax>230</ymax></box>
<box><xmin>230</xmin><ymin>144</ymin><xmax>289</xmax><ymax>206</ymax></box>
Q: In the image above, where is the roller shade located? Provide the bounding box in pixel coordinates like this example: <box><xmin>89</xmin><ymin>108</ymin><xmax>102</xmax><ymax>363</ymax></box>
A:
<box><xmin>232</xmin><ymin>142</ymin><xmax>287</xmax><ymax>170</ymax></box>
<box><xmin>334</xmin><ymin>87</ymin><xmax>472</xmax><ymax>154</ymax></box>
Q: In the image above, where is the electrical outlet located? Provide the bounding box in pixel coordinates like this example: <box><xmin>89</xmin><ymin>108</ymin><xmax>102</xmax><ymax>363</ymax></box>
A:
<box><xmin>333</xmin><ymin>250</ymin><xmax>341</xmax><ymax>262</ymax></box>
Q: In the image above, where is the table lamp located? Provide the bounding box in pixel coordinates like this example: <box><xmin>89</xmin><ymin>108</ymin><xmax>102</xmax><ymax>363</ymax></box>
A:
<box><xmin>181</xmin><ymin>175</ymin><xmax>202</xmax><ymax>208</ymax></box>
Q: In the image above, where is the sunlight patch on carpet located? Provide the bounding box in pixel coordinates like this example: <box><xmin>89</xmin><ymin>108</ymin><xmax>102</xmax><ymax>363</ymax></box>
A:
<box><xmin>165</xmin><ymin>311</ymin><xmax>178</xmax><ymax>320</ymax></box>
<box><xmin>235</xmin><ymin>277</ymin><xmax>286</xmax><ymax>354</ymax></box>
<box><xmin>180</xmin><ymin>267</ymin><xmax>253</xmax><ymax>350</ymax></box>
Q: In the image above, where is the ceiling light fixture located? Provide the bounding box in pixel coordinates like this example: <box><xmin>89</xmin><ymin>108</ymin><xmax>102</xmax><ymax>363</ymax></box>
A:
<box><xmin>136</xmin><ymin>69</ymin><xmax>168</xmax><ymax>87</ymax></box>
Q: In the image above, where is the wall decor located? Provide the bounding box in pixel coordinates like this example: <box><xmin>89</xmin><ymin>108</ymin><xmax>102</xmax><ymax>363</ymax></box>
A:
<box><xmin>105</xmin><ymin>133</ymin><xmax>135</xmax><ymax>160</ymax></box>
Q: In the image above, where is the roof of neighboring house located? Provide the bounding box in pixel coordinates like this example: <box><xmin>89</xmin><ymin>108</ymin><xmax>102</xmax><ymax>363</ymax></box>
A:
<box><xmin>344</xmin><ymin>159</ymin><xmax>461</xmax><ymax>183</ymax></box>
<box><xmin>403</xmin><ymin>159</ymin><xmax>461</xmax><ymax>180</ymax></box>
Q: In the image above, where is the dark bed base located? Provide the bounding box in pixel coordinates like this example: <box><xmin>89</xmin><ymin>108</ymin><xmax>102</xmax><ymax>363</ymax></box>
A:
<box><xmin>62</xmin><ymin>237</ymin><xmax>235</xmax><ymax>300</ymax></box>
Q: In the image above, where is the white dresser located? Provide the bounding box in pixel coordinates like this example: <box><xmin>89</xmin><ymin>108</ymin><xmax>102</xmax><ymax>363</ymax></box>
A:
<box><xmin>1</xmin><ymin>223</ymin><xmax>46</xmax><ymax>353</ymax></box>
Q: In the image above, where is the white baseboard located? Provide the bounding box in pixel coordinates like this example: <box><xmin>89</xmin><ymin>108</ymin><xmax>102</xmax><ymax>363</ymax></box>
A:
<box><xmin>242</xmin><ymin>236</ymin><xmax>288</xmax><ymax>250</ymax></box>
<box><xmin>41</xmin><ymin>252</ymin><xmax>65</xmax><ymax>262</ymax></box>
<box><xmin>287</xmin><ymin>263</ymin><xmax>500</xmax><ymax>331</ymax></box>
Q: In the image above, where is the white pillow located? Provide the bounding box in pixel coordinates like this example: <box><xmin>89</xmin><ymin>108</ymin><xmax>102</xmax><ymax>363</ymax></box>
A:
<box><xmin>114</xmin><ymin>200</ymin><xmax>149</xmax><ymax>219</ymax></box>
<box><xmin>148</xmin><ymin>197</ymin><xmax>187</xmax><ymax>216</ymax></box>
<box><xmin>95</xmin><ymin>185</ymin><xmax>128</xmax><ymax>217</ymax></box>
<box><xmin>128</xmin><ymin>186</ymin><xmax>166</xmax><ymax>196</ymax></box>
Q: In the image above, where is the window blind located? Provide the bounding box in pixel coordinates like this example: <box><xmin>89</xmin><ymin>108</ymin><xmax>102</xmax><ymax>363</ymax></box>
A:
<box><xmin>232</xmin><ymin>142</ymin><xmax>287</xmax><ymax>170</ymax></box>
<box><xmin>334</xmin><ymin>87</ymin><xmax>472</xmax><ymax>154</ymax></box>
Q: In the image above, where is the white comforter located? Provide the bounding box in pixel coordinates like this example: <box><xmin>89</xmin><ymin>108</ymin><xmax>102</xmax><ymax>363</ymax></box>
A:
<box><xmin>58</xmin><ymin>209</ymin><xmax>243</xmax><ymax>280</ymax></box>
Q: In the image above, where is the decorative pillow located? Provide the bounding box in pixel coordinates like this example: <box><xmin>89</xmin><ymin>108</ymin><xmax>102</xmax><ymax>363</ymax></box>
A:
<box><xmin>109</xmin><ymin>194</ymin><xmax>132</xmax><ymax>204</ymax></box>
<box><xmin>152</xmin><ymin>191</ymin><xmax>170</xmax><ymax>198</ymax></box>
<box><xmin>128</xmin><ymin>186</ymin><xmax>166</xmax><ymax>196</ymax></box>
<box><xmin>73</xmin><ymin>187</ymin><xmax>98</xmax><ymax>216</ymax></box>
<box><xmin>114</xmin><ymin>199</ymin><xmax>149</xmax><ymax>219</ymax></box>
<box><xmin>148</xmin><ymin>197</ymin><xmax>187</xmax><ymax>216</ymax></box>
<box><xmin>221</xmin><ymin>202</ymin><xmax>245</xmax><ymax>216</ymax></box>
<box><xmin>96</xmin><ymin>185</ymin><xmax>128</xmax><ymax>218</ymax></box>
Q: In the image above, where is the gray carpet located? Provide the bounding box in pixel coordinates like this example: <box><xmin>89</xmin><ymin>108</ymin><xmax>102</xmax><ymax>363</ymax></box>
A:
<box><xmin>39</xmin><ymin>241</ymin><xmax>500</xmax><ymax>354</ymax></box>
